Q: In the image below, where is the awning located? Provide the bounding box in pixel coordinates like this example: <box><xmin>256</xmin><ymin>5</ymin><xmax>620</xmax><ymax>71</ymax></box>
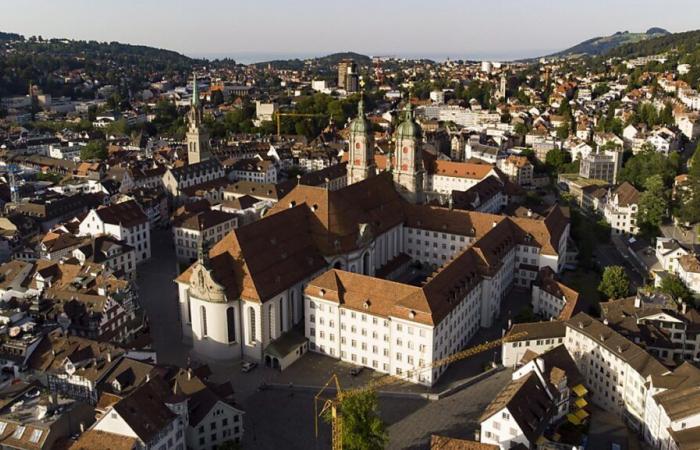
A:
<box><xmin>573</xmin><ymin>384</ymin><xmax>588</xmax><ymax>397</ymax></box>
<box><xmin>575</xmin><ymin>409</ymin><xmax>589</xmax><ymax>420</ymax></box>
<box><xmin>567</xmin><ymin>413</ymin><xmax>582</xmax><ymax>425</ymax></box>
<box><xmin>575</xmin><ymin>397</ymin><xmax>588</xmax><ymax>408</ymax></box>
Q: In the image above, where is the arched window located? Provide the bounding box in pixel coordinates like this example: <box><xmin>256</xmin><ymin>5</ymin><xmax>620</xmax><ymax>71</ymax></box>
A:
<box><xmin>248</xmin><ymin>307</ymin><xmax>256</xmax><ymax>344</ymax></box>
<box><xmin>200</xmin><ymin>306</ymin><xmax>208</xmax><ymax>337</ymax></box>
<box><xmin>186</xmin><ymin>297</ymin><xmax>192</xmax><ymax>324</ymax></box>
<box><xmin>267</xmin><ymin>304</ymin><xmax>274</xmax><ymax>340</ymax></box>
<box><xmin>279</xmin><ymin>298</ymin><xmax>284</xmax><ymax>334</ymax></box>
<box><xmin>226</xmin><ymin>307</ymin><xmax>236</xmax><ymax>343</ymax></box>
<box><xmin>362</xmin><ymin>252</ymin><xmax>370</xmax><ymax>275</ymax></box>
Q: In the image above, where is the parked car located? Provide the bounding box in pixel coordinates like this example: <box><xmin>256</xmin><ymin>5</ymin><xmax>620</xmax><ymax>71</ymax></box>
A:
<box><xmin>241</xmin><ymin>361</ymin><xmax>257</xmax><ymax>373</ymax></box>
<box><xmin>349</xmin><ymin>366</ymin><xmax>364</xmax><ymax>377</ymax></box>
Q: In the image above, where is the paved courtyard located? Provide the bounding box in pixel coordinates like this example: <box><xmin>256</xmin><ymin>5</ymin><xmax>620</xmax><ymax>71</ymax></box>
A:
<box><xmin>241</xmin><ymin>368</ymin><xmax>512</xmax><ymax>450</ymax></box>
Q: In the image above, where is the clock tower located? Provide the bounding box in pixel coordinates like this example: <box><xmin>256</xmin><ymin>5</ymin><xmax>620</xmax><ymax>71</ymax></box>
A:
<box><xmin>186</xmin><ymin>74</ymin><xmax>210</xmax><ymax>164</ymax></box>
<box><xmin>393</xmin><ymin>102</ymin><xmax>424</xmax><ymax>203</ymax></box>
<box><xmin>347</xmin><ymin>95</ymin><xmax>375</xmax><ymax>185</ymax></box>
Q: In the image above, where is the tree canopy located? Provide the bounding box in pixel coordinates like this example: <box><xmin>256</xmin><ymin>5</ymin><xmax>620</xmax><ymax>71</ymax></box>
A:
<box><xmin>598</xmin><ymin>266</ymin><xmax>630</xmax><ymax>300</ymax></box>
<box><xmin>618</xmin><ymin>146</ymin><xmax>679</xmax><ymax>190</ymax></box>
<box><xmin>80</xmin><ymin>140</ymin><xmax>108</xmax><ymax>161</ymax></box>
<box><xmin>659</xmin><ymin>275</ymin><xmax>695</xmax><ymax>304</ymax></box>
<box><xmin>328</xmin><ymin>390</ymin><xmax>388</xmax><ymax>450</ymax></box>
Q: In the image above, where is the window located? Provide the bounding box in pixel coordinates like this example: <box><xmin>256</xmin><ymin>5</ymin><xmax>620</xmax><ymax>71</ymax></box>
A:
<box><xmin>200</xmin><ymin>306</ymin><xmax>208</xmax><ymax>337</ymax></box>
<box><xmin>226</xmin><ymin>307</ymin><xmax>236</xmax><ymax>343</ymax></box>
<box><xmin>248</xmin><ymin>307</ymin><xmax>256</xmax><ymax>343</ymax></box>
<box><xmin>12</xmin><ymin>426</ymin><xmax>25</xmax><ymax>439</ymax></box>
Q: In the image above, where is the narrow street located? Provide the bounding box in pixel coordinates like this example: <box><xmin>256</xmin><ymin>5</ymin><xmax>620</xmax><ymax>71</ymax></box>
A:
<box><xmin>136</xmin><ymin>227</ymin><xmax>190</xmax><ymax>366</ymax></box>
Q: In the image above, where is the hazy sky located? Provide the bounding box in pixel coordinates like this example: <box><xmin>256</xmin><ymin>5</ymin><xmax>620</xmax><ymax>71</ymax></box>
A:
<box><xmin>3</xmin><ymin>0</ymin><xmax>700</xmax><ymax>61</ymax></box>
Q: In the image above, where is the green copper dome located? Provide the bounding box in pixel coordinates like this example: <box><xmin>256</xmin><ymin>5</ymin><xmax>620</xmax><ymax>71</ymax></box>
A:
<box><xmin>349</xmin><ymin>97</ymin><xmax>370</xmax><ymax>134</ymax></box>
<box><xmin>396</xmin><ymin>102</ymin><xmax>420</xmax><ymax>139</ymax></box>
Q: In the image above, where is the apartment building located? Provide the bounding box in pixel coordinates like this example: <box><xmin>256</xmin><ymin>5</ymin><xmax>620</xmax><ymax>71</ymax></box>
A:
<box><xmin>173</xmin><ymin>209</ymin><xmax>238</xmax><ymax>262</ymax></box>
<box><xmin>78</xmin><ymin>200</ymin><xmax>150</xmax><ymax>263</ymax></box>
<box><xmin>532</xmin><ymin>267</ymin><xmax>579</xmax><ymax>320</ymax></box>
<box><xmin>602</xmin><ymin>182</ymin><xmax>640</xmax><ymax>235</ymax></box>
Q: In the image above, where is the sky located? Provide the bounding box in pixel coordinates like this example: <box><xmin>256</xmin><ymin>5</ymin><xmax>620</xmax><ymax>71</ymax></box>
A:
<box><xmin>3</xmin><ymin>0</ymin><xmax>700</xmax><ymax>63</ymax></box>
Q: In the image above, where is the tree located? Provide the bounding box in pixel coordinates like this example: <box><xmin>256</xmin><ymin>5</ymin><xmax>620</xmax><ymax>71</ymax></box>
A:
<box><xmin>677</xmin><ymin>142</ymin><xmax>700</xmax><ymax>224</ymax></box>
<box><xmin>638</xmin><ymin>174</ymin><xmax>668</xmax><ymax>236</ymax></box>
<box><xmin>598</xmin><ymin>266</ymin><xmax>630</xmax><ymax>299</ymax></box>
<box><xmin>556</xmin><ymin>122</ymin><xmax>570</xmax><ymax>140</ymax></box>
<box><xmin>210</xmin><ymin>89</ymin><xmax>224</xmax><ymax>106</ymax></box>
<box><xmin>618</xmin><ymin>146</ymin><xmax>679</xmax><ymax>189</ymax></box>
<box><xmin>545</xmin><ymin>148</ymin><xmax>570</xmax><ymax>173</ymax></box>
<box><xmin>80</xmin><ymin>140</ymin><xmax>108</xmax><ymax>161</ymax></box>
<box><xmin>660</xmin><ymin>275</ymin><xmax>695</xmax><ymax>303</ymax></box>
<box><xmin>327</xmin><ymin>390</ymin><xmax>388</xmax><ymax>450</ymax></box>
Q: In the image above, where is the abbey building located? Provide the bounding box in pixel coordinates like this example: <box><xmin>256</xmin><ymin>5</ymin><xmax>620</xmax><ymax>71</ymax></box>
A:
<box><xmin>176</xmin><ymin>99</ymin><xmax>570</xmax><ymax>385</ymax></box>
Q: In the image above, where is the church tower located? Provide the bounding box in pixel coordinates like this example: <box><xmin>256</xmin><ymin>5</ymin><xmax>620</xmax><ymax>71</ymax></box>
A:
<box><xmin>393</xmin><ymin>102</ymin><xmax>424</xmax><ymax>203</ymax></box>
<box><xmin>186</xmin><ymin>74</ymin><xmax>210</xmax><ymax>164</ymax></box>
<box><xmin>346</xmin><ymin>96</ymin><xmax>375</xmax><ymax>185</ymax></box>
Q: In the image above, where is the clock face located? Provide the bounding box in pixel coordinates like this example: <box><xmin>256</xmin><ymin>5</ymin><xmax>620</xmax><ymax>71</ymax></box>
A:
<box><xmin>354</xmin><ymin>159</ymin><xmax>361</xmax><ymax>165</ymax></box>
<box><xmin>403</xmin><ymin>146</ymin><xmax>409</xmax><ymax>154</ymax></box>
<box><xmin>401</xmin><ymin>164</ymin><xmax>408</xmax><ymax>171</ymax></box>
<box><xmin>355</xmin><ymin>142</ymin><xmax>361</xmax><ymax>149</ymax></box>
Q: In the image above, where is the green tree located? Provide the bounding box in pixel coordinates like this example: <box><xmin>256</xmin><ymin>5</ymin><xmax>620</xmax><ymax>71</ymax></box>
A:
<box><xmin>659</xmin><ymin>275</ymin><xmax>695</xmax><ymax>303</ymax></box>
<box><xmin>327</xmin><ymin>390</ymin><xmax>388</xmax><ymax>450</ymax></box>
<box><xmin>80</xmin><ymin>140</ymin><xmax>108</xmax><ymax>161</ymax></box>
<box><xmin>598</xmin><ymin>266</ymin><xmax>630</xmax><ymax>299</ymax></box>
<box><xmin>677</xmin><ymin>143</ymin><xmax>700</xmax><ymax>224</ymax></box>
<box><xmin>637</xmin><ymin>174</ymin><xmax>667</xmax><ymax>235</ymax></box>
<box><xmin>545</xmin><ymin>148</ymin><xmax>569</xmax><ymax>173</ymax></box>
<box><xmin>556</xmin><ymin>122</ymin><xmax>570</xmax><ymax>140</ymax></box>
<box><xmin>618</xmin><ymin>145</ymin><xmax>679</xmax><ymax>189</ymax></box>
<box><xmin>210</xmin><ymin>89</ymin><xmax>224</xmax><ymax>106</ymax></box>
<box><xmin>513</xmin><ymin>122</ymin><xmax>530</xmax><ymax>136</ymax></box>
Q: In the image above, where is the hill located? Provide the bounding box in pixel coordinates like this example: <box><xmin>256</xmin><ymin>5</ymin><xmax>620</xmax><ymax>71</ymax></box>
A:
<box><xmin>605</xmin><ymin>28</ymin><xmax>700</xmax><ymax>58</ymax></box>
<box><xmin>253</xmin><ymin>51</ymin><xmax>371</xmax><ymax>70</ymax></box>
<box><xmin>549</xmin><ymin>28</ymin><xmax>670</xmax><ymax>57</ymax></box>
<box><xmin>0</xmin><ymin>31</ymin><xmax>203</xmax><ymax>97</ymax></box>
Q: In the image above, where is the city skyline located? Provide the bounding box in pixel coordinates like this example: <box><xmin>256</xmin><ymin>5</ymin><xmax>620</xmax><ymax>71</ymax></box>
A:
<box><xmin>3</xmin><ymin>0</ymin><xmax>700</xmax><ymax>63</ymax></box>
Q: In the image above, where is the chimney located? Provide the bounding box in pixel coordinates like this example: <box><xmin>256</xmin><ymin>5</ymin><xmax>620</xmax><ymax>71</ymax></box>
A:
<box><xmin>492</xmin><ymin>221</ymin><xmax>497</xmax><ymax>228</ymax></box>
<box><xmin>682</xmin><ymin>302</ymin><xmax>688</xmax><ymax>314</ymax></box>
<box><xmin>634</xmin><ymin>295</ymin><xmax>641</xmax><ymax>308</ymax></box>
<box><xmin>603</xmin><ymin>318</ymin><xmax>609</xmax><ymax>326</ymax></box>
<box><xmin>146</xmin><ymin>373</ymin><xmax>151</xmax><ymax>382</ymax></box>
<box><xmin>187</xmin><ymin>368</ymin><xmax>192</xmax><ymax>380</ymax></box>
<box><xmin>527</xmin><ymin>209</ymin><xmax>533</xmax><ymax>217</ymax></box>
<box><xmin>79</xmin><ymin>422</ymin><xmax>85</xmax><ymax>433</ymax></box>
<box><xmin>106</xmin><ymin>352</ymin><xmax>112</xmax><ymax>363</ymax></box>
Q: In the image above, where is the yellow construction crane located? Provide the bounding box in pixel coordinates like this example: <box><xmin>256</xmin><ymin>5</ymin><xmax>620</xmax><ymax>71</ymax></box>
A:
<box><xmin>274</xmin><ymin>112</ymin><xmax>327</xmax><ymax>137</ymax></box>
<box><xmin>314</xmin><ymin>331</ymin><xmax>528</xmax><ymax>450</ymax></box>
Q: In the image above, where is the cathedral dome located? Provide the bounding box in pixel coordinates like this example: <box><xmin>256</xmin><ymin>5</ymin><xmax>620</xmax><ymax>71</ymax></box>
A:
<box><xmin>396</xmin><ymin>103</ymin><xmax>420</xmax><ymax>139</ymax></box>
<box><xmin>349</xmin><ymin>98</ymin><xmax>370</xmax><ymax>134</ymax></box>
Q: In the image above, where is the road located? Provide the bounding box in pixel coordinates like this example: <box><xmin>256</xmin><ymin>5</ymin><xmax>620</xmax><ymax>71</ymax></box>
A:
<box><xmin>595</xmin><ymin>241</ymin><xmax>644</xmax><ymax>289</ymax></box>
<box><xmin>136</xmin><ymin>227</ymin><xmax>189</xmax><ymax>366</ymax></box>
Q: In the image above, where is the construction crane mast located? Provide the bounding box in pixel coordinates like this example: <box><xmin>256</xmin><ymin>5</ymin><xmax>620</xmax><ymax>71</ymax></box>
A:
<box><xmin>314</xmin><ymin>331</ymin><xmax>527</xmax><ymax>450</ymax></box>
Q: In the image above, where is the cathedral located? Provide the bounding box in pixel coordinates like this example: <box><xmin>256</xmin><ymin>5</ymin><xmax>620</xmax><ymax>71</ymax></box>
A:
<box><xmin>176</xmin><ymin>99</ymin><xmax>571</xmax><ymax>385</ymax></box>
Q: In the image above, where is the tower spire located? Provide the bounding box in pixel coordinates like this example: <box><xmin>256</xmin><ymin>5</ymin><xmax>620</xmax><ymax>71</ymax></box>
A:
<box><xmin>191</xmin><ymin>73</ymin><xmax>199</xmax><ymax>107</ymax></box>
